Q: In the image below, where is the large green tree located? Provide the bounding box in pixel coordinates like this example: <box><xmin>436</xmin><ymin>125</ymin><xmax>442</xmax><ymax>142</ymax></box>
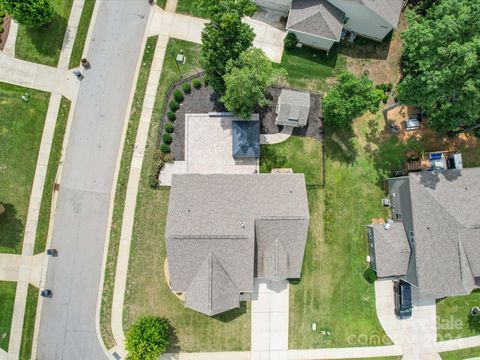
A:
<box><xmin>323</xmin><ymin>72</ymin><xmax>382</xmax><ymax>128</ymax></box>
<box><xmin>195</xmin><ymin>0</ymin><xmax>256</xmax><ymax>18</ymax></box>
<box><xmin>125</xmin><ymin>316</ymin><xmax>171</xmax><ymax>360</ymax></box>
<box><xmin>398</xmin><ymin>0</ymin><xmax>480</xmax><ymax>133</ymax></box>
<box><xmin>222</xmin><ymin>48</ymin><xmax>286</xmax><ymax>119</ymax></box>
<box><xmin>0</xmin><ymin>0</ymin><xmax>54</xmax><ymax>27</ymax></box>
<box><xmin>200</xmin><ymin>12</ymin><xmax>255</xmax><ymax>94</ymax></box>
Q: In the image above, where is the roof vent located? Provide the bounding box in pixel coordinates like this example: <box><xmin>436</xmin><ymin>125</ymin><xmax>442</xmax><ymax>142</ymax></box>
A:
<box><xmin>241</xmin><ymin>221</ymin><xmax>245</xmax><ymax>229</ymax></box>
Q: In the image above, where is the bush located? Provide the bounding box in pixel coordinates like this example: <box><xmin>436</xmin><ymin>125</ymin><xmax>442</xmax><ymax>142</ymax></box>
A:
<box><xmin>0</xmin><ymin>17</ymin><xmax>3</xmax><ymax>24</ymax></box>
<box><xmin>1</xmin><ymin>0</ymin><xmax>54</xmax><ymax>27</ymax></box>
<box><xmin>165</xmin><ymin>123</ymin><xmax>174</xmax><ymax>133</ymax></box>
<box><xmin>167</xmin><ymin>111</ymin><xmax>176</xmax><ymax>121</ymax></box>
<box><xmin>203</xmin><ymin>75</ymin><xmax>209</xmax><ymax>86</ymax></box>
<box><xmin>162</xmin><ymin>133</ymin><xmax>172</xmax><ymax>144</ymax></box>
<box><xmin>125</xmin><ymin>316</ymin><xmax>171</xmax><ymax>360</ymax></box>
<box><xmin>149</xmin><ymin>151</ymin><xmax>173</xmax><ymax>188</ymax></box>
<box><xmin>169</xmin><ymin>100</ymin><xmax>179</xmax><ymax>112</ymax></box>
<box><xmin>192</xmin><ymin>78</ymin><xmax>201</xmax><ymax>89</ymax></box>
<box><xmin>160</xmin><ymin>143</ymin><xmax>170</xmax><ymax>153</ymax></box>
<box><xmin>0</xmin><ymin>25</ymin><xmax>3</xmax><ymax>33</ymax></box>
<box><xmin>173</xmin><ymin>90</ymin><xmax>184</xmax><ymax>103</ymax></box>
<box><xmin>363</xmin><ymin>268</ymin><xmax>377</xmax><ymax>284</ymax></box>
<box><xmin>0</xmin><ymin>10</ymin><xmax>5</xmax><ymax>18</ymax></box>
<box><xmin>284</xmin><ymin>32</ymin><xmax>298</xmax><ymax>50</ymax></box>
<box><xmin>182</xmin><ymin>82</ymin><xmax>191</xmax><ymax>94</ymax></box>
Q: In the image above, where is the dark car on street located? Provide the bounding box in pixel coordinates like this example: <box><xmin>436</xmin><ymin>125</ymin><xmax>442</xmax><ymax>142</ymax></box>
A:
<box><xmin>394</xmin><ymin>280</ymin><xmax>412</xmax><ymax>319</ymax></box>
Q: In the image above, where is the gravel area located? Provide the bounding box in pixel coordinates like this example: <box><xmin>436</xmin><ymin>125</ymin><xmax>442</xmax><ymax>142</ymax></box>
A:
<box><xmin>161</xmin><ymin>80</ymin><xmax>323</xmax><ymax>160</ymax></box>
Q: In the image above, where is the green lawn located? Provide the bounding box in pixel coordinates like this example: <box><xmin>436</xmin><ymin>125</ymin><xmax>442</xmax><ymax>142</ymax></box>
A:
<box><xmin>277</xmin><ymin>45</ymin><xmax>346</xmax><ymax>92</ymax></box>
<box><xmin>19</xmin><ymin>285</ymin><xmax>39</xmax><ymax>360</ymax></box>
<box><xmin>100</xmin><ymin>36</ymin><xmax>159</xmax><ymax>350</ymax></box>
<box><xmin>437</xmin><ymin>290</ymin><xmax>480</xmax><ymax>341</ymax></box>
<box><xmin>34</xmin><ymin>97</ymin><xmax>70</xmax><ymax>254</ymax></box>
<box><xmin>260</xmin><ymin>132</ymin><xmax>391</xmax><ymax>348</ymax></box>
<box><xmin>69</xmin><ymin>0</ymin><xmax>96</xmax><ymax>68</ymax></box>
<box><xmin>16</xmin><ymin>0</ymin><xmax>74</xmax><ymax>66</ymax></box>
<box><xmin>0</xmin><ymin>83</ymin><xmax>51</xmax><ymax>254</ymax></box>
<box><xmin>440</xmin><ymin>347</ymin><xmax>480</xmax><ymax>360</ymax></box>
<box><xmin>123</xmin><ymin>39</ymin><xmax>251</xmax><ymax>352</ymax></box>
<box><xmin>175</xmin><ymin>0</ymin><xmax>209</xmax><ymax>18</ymax></box>
<box><xmin>0</xmin><ymin>281</ymin><xmax>17</xmax><ymax>351</ymax></box>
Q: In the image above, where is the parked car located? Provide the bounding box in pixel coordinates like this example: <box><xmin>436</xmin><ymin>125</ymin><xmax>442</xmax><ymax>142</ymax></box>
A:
<box><xmin>405</xmin><ymin>118</ymin><xmax>420</xmax><ymax>131</ymax></box>
<box><xmin>394</xmin><ymin>280</ymin><xmax>412</xmax><ymax>319</ymax></box>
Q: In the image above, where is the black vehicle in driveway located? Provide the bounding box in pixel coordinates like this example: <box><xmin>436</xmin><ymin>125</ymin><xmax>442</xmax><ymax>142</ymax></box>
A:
<box><xmin>394</xmin><ymin>280</ymin><xmax>412</xmax><ymax>319</ymax></box>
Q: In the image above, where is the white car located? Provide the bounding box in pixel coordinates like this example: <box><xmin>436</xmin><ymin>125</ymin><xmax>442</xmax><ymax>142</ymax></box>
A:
<box><xmin>405</xmin><ymin>118</ymin><xmax>420</xmax><ymax>131</ymax></box>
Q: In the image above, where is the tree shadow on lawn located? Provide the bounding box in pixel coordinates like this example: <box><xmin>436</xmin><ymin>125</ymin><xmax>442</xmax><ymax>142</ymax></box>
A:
<box><xmin>338</xmin><ymin>31</ymin><xmax>394</xmax><ymax>61</ymax></box>
<box><xmin>22</xmin><ymin>14</ymin><xmax>67</xmax><ymax>58</ymax></box>
<box><xmin>323</xmin><ymin>126</ymin><xmax>358</xmax><ymax>164</ymax></box>
<box><xmin>0</xmin><ymin>204</ymin><xmax>24</xmax><ymax>253</ymax></box>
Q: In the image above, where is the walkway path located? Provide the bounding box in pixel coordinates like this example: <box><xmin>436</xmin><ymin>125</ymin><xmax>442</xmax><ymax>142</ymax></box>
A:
<box><xmin>260</xmin><ymin>126</ymin><xmax>293</xmax><ymax>145</ymax></box>
<box><xmin>0</xmin><ymin>254</ymin><xmax>44</xmax><ymax>286</ymax></box>
<box><xmin>110</xmin><ymin>34</ymin><xmax>169</xmax><ymax>358</ymax></box>
<box><xmin>2</xmin><ymin>20</ymin><xmax>18</xmax><ymax>57</ymax></box>
<box><xmin>251</xmin><ymin>280</ymin><xmax>289</xmax><ymax>360</ymax></box>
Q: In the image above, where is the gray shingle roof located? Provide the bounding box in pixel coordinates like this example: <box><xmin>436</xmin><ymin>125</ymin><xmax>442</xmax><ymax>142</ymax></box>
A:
<box><xmin>408</xmin><ymin>169</ymin><xmax>480</xmax><ymax>298</ymax></box>
<box><xmin>369</xmin><ymin>223</ymin><xmax>410</xmax><ymax>277</ymax></box>
<box><xmin>185</xmin><ymin>253</ymin><xmax>240</xmax><ymax>316</ymax></box>
<box><xmin>232</xmin><ymin>120</ymin><xmax>260</xmax><ymax>158</ymax></box>
<box><xmin>359</xmin><ymin>0</ymin><xmax>403</xmax><ymax>28</ymax></box>
<box><xmin>276</xmin><ymin>89</ymin><xmax>311</xmax><ymax>127</ymax></box>
<box><xmin>166</xmin><ymin>174</ymin><xmax>309</xmax><ymax>315</ymax></box>
<box><xmin>287</xmin><ymin>0</ymin><xmax>345</xmax><ymax>41</ymax></box>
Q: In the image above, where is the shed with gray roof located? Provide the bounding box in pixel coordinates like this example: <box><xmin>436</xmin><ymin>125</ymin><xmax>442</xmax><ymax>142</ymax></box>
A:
<box><xmin>276</xmin><ymin>89</ymin><xmax>311</xmax><ymax>127</ymax></box>
<box><xmin>166</xmin><ymin>174</ymin><xmax>310</xmax><ymax>316</ymax></box>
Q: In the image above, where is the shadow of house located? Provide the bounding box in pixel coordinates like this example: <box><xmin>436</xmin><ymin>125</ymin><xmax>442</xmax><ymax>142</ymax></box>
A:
<box><xmin>0</xmin><ymin>203</ymin><xmax>24</xmax><ymax>253</ymax></box>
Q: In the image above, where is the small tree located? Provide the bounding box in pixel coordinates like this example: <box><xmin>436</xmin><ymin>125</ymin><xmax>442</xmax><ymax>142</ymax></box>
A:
<box><xmin>0</xmin><ymin>0</ymin><xmax>54</xmax><ymax>27</ymax></box>
<box><xmin>125</xmin><ymin>316</ymin><xmax>172</xmax><ymax>360</ymax></box>
<box><xmin>222</xmin><ymin>48</ymin><xmax>286</xmax><ymax>119</ymax></box>
<box><xmin>194</xmin><ymin>0</ymin><xmax>256</xmax><ymax>18</ymax></box>
<box><xmin>323</xmin><ymin>72</ymin><xmax>382</xmax><ymax>128</ymax></box>
<box><xmin>200</xmin><ymin>12</ymin><xmax>255</xmax><ymax>94</ymax></box>
<box><xmin>284</xmin><ymin>32</ymin><xmax>298</xmax><ymax>50</ymax></box>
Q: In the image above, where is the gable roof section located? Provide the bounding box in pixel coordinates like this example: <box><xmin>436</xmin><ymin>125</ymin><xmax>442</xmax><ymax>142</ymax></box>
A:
<box><xmin>287</xmin><ymin>0</ymin><xmax>345</xmax><ymax>41</ymax></box>
<box><xmin>408</xmin><ymin>169</ymin><xmax>480</xmax><ymax>298</ymax></box>
<box><xmin>185</xmin><ymin>253</ymin><xmax>240</xmax><ymax>316</ymax></box>
<box><xmin>370</xmin><ymin>222</ymin><xmax>410</xmax><ymax>277</ymax></box>
<box><xmin>232</xmin><ymin>120</ymin><xmax>260</xmax><ymax>158</ymax></box>
<box><xmin>359</xmin><ymin>0</ymin><xmax>403</xmax><ymax>28</ymax></box>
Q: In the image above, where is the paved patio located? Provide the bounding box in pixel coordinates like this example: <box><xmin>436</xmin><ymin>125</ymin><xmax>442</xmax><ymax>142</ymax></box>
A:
<box><xmin>251</xmin><ymin>279</ymin><xmax>289</xmax><ymax>360</ymax></box>
<box><xmin>160</xmin><ymin>113</ymin><xmax>259</xmax><ymax>186</ymax></box>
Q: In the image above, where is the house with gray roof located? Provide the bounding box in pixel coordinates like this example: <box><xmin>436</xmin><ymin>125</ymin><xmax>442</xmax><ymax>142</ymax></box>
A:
<box><xmin>166</xmin><ymin>174</ymin><xmax>309</xmax><ymax>316</ymax></box>
<box><xmin>256</xmin><ymin>0</ymin><xmax>403</xmax><ymax>51</ymax></box>
<box><xmin>276</xmin><ymin>89</ymin><xmax>310</xmax><ymax>127</ymax></box>
<box><xmin>368</xmin><ymin>168</ymin><xmax>480</xmax><ymax>299</ymax></box>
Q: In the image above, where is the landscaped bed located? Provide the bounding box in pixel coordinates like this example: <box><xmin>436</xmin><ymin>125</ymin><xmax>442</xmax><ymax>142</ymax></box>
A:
<box><xmin>0</xmin><ymin>10</ymin><xmax>11</xmax><ymax>51</ymax></box>
<box><xmin>0</xmin><ymin>83</ymin><xmax>51</xmax><ymax>254</ymax></box>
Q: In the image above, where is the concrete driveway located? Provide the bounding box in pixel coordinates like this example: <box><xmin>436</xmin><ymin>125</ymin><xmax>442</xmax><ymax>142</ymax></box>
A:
<box><xmin>251</xmin><ymin>279</ymin><xmax>289</xmax><ymax>360</ymax></box>
<box><xmin>375</xmin><ymin>279</ymin><xmax>440</xmax><ymax>359</ymax></box>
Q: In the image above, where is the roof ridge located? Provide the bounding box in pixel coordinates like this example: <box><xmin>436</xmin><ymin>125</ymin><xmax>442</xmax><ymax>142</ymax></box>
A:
<box><xmin>170</xmin><ymin>235</ymin><xmax>250</xmax><ymax>240</ymax></box>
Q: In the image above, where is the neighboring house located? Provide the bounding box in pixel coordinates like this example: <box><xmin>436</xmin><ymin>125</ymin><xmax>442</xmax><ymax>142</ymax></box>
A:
<box><xmin>367</xmin><ymin>168</ymin><xmax>480</xmax><ymax>299</ymax></box>
<box><xmin>165</xmin><ymin>174</ymin><xmax>310</xmax><ymax>316</ymax></box>
<box><xmin>256</xmin><ymin>0</ymin><xmax>403</xmax><ymax>51</ymax></box>
<box><xmin>276</xmin><ymin>89</ymin><xmax>310</xmax><ymax>128</ymax></box>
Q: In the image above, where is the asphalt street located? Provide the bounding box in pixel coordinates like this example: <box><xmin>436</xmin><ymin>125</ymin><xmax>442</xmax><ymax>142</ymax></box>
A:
<box><xmin>36</xmin><ymin>1</ymin><xmax>150</xmax><ymax>359</ymax></box>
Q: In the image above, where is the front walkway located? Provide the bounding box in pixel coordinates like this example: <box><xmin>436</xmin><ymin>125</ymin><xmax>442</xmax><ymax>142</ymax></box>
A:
<box><xmin>251</xmin><ymin>279</ymin><xmax>289</xmax><ymax>360</ymax></box>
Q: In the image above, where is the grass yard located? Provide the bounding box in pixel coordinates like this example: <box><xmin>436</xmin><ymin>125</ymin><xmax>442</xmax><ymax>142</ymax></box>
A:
<box><xmin>123</xmin><ymin>39</ymin><xmax>251</xmax><ymax>352</ymax></box>
<box><xmin>16</xmin><ymin>0</ymin><xmax>74</xmax><ymax>66</ymax></box>
<box><xmin>0</xmin><ymin>281</ymin><xmax>17</xmax><ymax>351</ymax></box>
<box><xmin>436</xmin><ymin>290</ymin><xmax>480</xmax><ymax>341</ymax></box>
<box><xmin>440</xmin><ymin>347</ymin><xmax>480</xmax><ymax>360</ymax></box>
<box><xmin>175</xmin><ymin>0</ymin><xmax>209</xmax><ymax>18</ymax></box>
<box><xmin>100</xmin><ymin>36</ymin><xmax>158</xmax><ymax>350</ymax></box>
<box><xmin>0</xmin><ymin>83</ymin><xmax>50</xmax><ymax>254</ymax></box>
<box><xmin>69</xmin><ymin>0</ymin><xmax>96</xmax><ymax>69</ymax></box>
<box><xmin>19</xmin><ymin>285</ymin><xmax>38</xmax><ymax>360</ymax></box>
<box><xmin>34</xmin><ymin>97</ymin><xmax>70</xmax><ymax>254</ymax></box>
<box><xmin>261</xmin><ymin>132</ymin><xmax>391</xmax><ymax>348</ymax></box>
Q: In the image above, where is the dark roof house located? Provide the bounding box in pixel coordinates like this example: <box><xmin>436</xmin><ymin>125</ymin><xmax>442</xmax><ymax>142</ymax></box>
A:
<box><xmin>166</xmin><ymin>174</ymin><xmax>310</xmax><ymax>316</ymax></box>
<box><xmin>368</xmin><ymin>168</ymin><xmax>480</xmax><ymax>299</ymax></box>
